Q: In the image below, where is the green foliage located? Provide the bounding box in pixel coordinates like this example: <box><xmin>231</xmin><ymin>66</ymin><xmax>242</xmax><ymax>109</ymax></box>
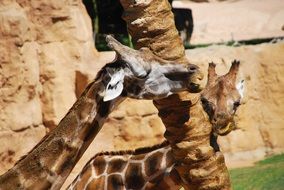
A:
<box><xmin>95</xmin><ymin>34</ymin><xmax>131</xmax><ymax>51</ymax></box>
<box><xmin>230</xmin><ymin>154</ymin><xmax>284</xmax><ymax>190</ymax></box>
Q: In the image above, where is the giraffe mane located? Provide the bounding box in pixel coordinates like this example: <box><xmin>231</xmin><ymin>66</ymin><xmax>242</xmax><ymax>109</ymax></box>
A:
<box><xmin>95</xmin><ymin>60</ymin><xmax>125</xmax><ymax>80</ymax></box>
<box><xmin>93</xmin><ymin>140</ymin><xmax>170</xmax><ymax>158</ymax></box>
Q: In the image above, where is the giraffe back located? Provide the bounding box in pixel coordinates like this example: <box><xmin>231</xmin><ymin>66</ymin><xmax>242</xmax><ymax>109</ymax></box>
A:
<box><xmin>67</xmin><ymin>141</ymin><xmax>182</xmax><ymax>190</ymax></box>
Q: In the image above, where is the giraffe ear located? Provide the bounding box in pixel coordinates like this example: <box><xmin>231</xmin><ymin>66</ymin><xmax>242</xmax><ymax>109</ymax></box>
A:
<box><xmin>236</xmin><ymin>79</ymin><xmax>245</xmax><ymax>99</ymax></box>
<box><xmin>103</xmin><ymin>70</ymin><xmax>125</xmax><ymax>102</ymax></box>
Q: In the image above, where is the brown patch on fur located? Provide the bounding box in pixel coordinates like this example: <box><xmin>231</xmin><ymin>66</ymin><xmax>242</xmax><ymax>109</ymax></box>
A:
<box><xmin>145</xmin><ymin>151</ymin><xmax>163</xmax><ymax>176</ymax></box>
<box><xmin>107</xmin><ymin>158</ymin><xmax>127</xmax><ymax>173</ymax></box>
<box><xmin>28</xmin><ymin>180</ymin><xmax>52</xmax><ymax>190</ymax></box>
<box><xmin>75</xmin><ymin>98</ymin><xmax>95</xmax><ymax>121</ymax></box>
<box><xmin>125</xmin><ymin>163</ymin><xmax>145</xmax><ymax>189</ymax></box>
<box><xmin>108</xmin><ymin>174</ymin><xmax>124</xmax><ymax>190</ymax></box>
<box><xmin>86</xmin><ymin>176</ymin><xmax>105</xmax><ymax>190</ymax></box>
<box><xmin>73</xmin><ymin>165</ymin><xmax>92</xmax><ymax>190</ymax></box>
<box><xmin>98</xmin><ymin>101</ymin><xmax>111</xmax><ymax>117</ymax></box>
<box><xmin>93</xmin><ymin>156</ymin><xmax>106</xmax><ymax>175</ymax></box>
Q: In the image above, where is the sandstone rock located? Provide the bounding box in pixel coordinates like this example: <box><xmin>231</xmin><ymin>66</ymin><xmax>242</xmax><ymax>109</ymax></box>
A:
<box><xmin>39</xmin><ymin>42</ymin><xmax>77</xmax><ymax>130</ymax></box>
<box><xmin>111</xmin><ymin>115</ymin><xmax>165</xmax><ymax>149</ymax></box>
<box><xmin>110</xmin><ymin>99</ymin><xmax>158</xmax><ymax>118</ymax></box>
<box><xmin>0</xmin><ymin>3</ymin><xmax>41</xmax><ymax>132</ymax></box>
<box><xmin>0</xmin><ymin>125</ymin><xmax>46</xmax><ymax>175</ymax></box>
<box><xmin>0</xmin><ymin>0</ymin><xmax>100</xmax><ymax>176</ymax></box>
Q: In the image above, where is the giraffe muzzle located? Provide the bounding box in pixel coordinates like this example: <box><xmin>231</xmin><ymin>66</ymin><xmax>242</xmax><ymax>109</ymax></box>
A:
<box><xmin>187</xmin><ymin>69</ymin><xmax>204</xmax><ymax>93</ymax></box>
<box><xmin>213</xmin><ymin>122</ymin><xmax>235</xmax><ymax>136</ymax></box>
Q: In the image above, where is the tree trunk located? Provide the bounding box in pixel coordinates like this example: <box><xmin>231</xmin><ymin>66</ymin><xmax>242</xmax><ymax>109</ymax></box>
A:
<box><xmin>119</xmin><ymin>0</ymin><xmax>231</xmax><ymax>189</ymax></box>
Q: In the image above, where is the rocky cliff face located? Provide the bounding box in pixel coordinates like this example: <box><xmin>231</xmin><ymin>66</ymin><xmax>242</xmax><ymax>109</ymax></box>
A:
<box><xmin>0</xmin><ymin>0</ymin><xmax>283</xmax><ymax>188</ymax></box>
<box><xmin>0</xmin><ymin>0</ymin><xmax>100</xmax><ymax>174</ymax></box>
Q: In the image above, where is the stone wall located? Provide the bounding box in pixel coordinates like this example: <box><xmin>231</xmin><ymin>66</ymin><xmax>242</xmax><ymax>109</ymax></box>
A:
<box><xmin>0</xmin><ymin>0</ymin><xmax>284</xmax><ymax>189</ymax></box>
<box><xmin>0</xmin><ymin>0</ymin><xmax>100</xmax><ymax>174</ymax></box>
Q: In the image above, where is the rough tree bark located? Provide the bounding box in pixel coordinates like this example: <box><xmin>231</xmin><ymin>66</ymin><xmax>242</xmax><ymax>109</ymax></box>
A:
<box><xmin>119</xmin><ymin>0</ymin><xmax>231</xmax><ymax>189</ymax></box>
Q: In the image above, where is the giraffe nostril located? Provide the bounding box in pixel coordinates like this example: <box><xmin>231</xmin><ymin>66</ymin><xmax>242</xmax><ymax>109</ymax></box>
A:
<box><xmin>188</xmin><ymin>65</ymin><xmax>198</xmax><ymax>72</ymax></box>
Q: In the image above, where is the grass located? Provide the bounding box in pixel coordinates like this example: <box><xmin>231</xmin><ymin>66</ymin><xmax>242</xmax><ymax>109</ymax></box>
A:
<box><xmin>230</xmin><ymin>153</ymin><xmax>284</xmax><ymax>190</ymax></box>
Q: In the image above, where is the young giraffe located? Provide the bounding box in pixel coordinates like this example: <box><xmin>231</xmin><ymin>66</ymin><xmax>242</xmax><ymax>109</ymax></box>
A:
<box><xmin>66</xmin><ymin>60</ymin><xmax>245</xmax><ymax>190</ymax></box>
<box><xmin>0</xmin><ymin>36</ymin><xmax>203</xmax><ymax>190</ymax></box>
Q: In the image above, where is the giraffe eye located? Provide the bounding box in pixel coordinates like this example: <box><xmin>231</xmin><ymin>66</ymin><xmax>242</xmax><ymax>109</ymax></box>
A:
<box><xmin>201</xmin><ymin>98</ymin><xmax>212</xmax><ymax>107</ymax></box>
<box><xmin>201</xmin><ymin>98</ymin><xmax>208</xmax><ymax>105</ymax></box>
<box><xmin>201</xmin><ymin>98</ymin><xmax>214</xmax><ymax>115</ymax></box>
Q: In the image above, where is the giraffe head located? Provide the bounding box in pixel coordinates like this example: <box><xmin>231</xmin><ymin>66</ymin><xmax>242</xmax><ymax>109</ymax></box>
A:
<box><xmin>201</xmin><ymin>60</ymin><xmax>244</xmax><ymax>136</ymax></box>
<box><xmin>99</xmin><ymin>35</ymin><xmax>203</xmax><ymax>101</ymax></box>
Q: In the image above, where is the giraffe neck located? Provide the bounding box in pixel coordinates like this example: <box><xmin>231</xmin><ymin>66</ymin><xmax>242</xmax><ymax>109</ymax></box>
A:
<box><xmin>67</xmin><ymin>141</ymin><xmax>182</xmax><ymax>190</ymax></box>
<box><xmin>156</xmin><ymin>95</ymin><xmax>211</xmax><ymax>144</ymax></box>
<box><xmin>0</xmin><ymin>78</ymin><xmax>125</xmax><ymax>190</ymax></box>
<box><xmin>156</xmin><ymin>95</ymin><xmax>215</xmax><ymax>189</ymax></box>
